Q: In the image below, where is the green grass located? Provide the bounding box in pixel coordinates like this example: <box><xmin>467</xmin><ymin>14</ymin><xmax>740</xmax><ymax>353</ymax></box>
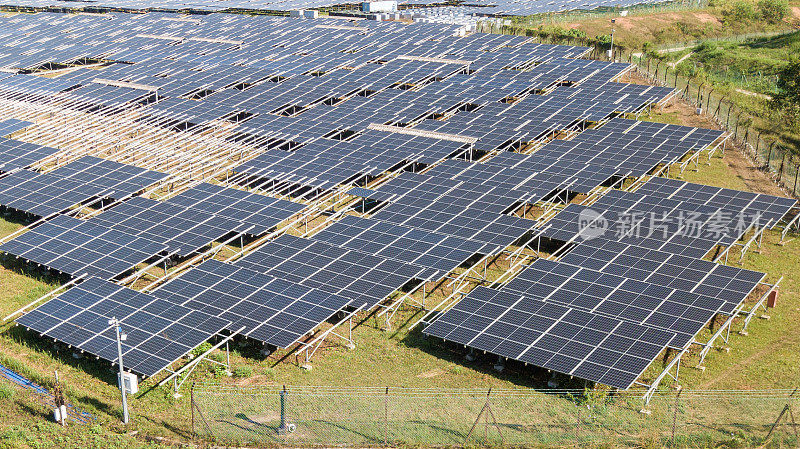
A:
<box><xmin>0</xmin><ymin>152</ymin><xmax>797</xmax><ymax>447</ymax></box>
<box><xmin>661</xmin><ymin>31</ymin><xmax>800</xmax><ymax>154</ymax></box>
<box><xmin>674</xmin><ymin>31</ymin><xmax>800</xmax><ymax>96</ymax></box>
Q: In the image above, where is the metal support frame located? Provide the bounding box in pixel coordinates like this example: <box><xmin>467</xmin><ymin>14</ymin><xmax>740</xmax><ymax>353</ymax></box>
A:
<box><xmin>742</xmin><ymin>277</ymin><xmax>782</xmax><ymax>333</ymax></box>
<box><xmin>296</xmin><ymin>305</ymin><xmax>364</xmax><ymax>367</ymax></box>
<box><xmin>158</xmin><ymin>328</ymin><xmax>244</xmax><ymax>394</ymax></box>
<box><xmin>642</xmin><ymin>347</ymin><xmax>689</xmax><ymax>409</ymax></box>
<box><xmin>781</xmin><ymin>210</ymin><xmax>800</xmax><ymax>244</ymax></box>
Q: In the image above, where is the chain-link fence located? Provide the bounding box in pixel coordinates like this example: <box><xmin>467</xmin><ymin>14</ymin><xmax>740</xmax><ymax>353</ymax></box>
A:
<box><xmin>621</xmin><ymin>49</ymin><xmax>800</xmax><ymax>198</ymax></box>
<box><xmin>481</xmin><ymin>26</ymin><xmax>800</xmax><ymax>199</ymax></box>
<box><xmin>190</xmin><ymin>384</ymin><xmax>798</xmax><ymax>447</ymax></box>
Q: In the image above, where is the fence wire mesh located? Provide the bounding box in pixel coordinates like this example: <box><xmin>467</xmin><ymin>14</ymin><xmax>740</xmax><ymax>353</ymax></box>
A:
<box><xmin>484</xmin><ymin>24</ymin><xmax>800</xmax><ymax>199</ymax></box>
<box><xmin>190</xmin><ymin>384</ymin><xmax>799</xmax><ymax>447</ymax></box>
<box><xmin>624</xmin><ymin>50</ymin><xmax>800</xmax><ymax>198</ymax></box>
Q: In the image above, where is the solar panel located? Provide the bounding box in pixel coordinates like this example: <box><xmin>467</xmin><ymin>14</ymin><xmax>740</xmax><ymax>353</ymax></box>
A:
<box><xmin>0</xmin><ymin>118</ymin><xmax>32</xmax><ymax>136</ymax></box>
<box><xmin>16</xmin><ymin>276</ymin><xmax>229</xmax><ymax>377</ymax></box>
<box><xmin>560</xmin><ymin>237</ymin><xmax>766</xmax><ymax>315</ymax></box>
<box><xmin>0</xmin><ymin>169</ymin><xmax>103</xmax><ymax>218</ymax></box>
<box><xmin>235</xmin><ymin>234</ymin><xmax>426</xmax><ymax>310</ymax></box>
<box><xmin>0</xmin><ymin>138</ymin><xmax>60</xmax><ymax>172</ymax></box>
<box><xmin>0</xmin><ymin>215</ymin><xmax>167</xmax><ymax>280</ymax></box>
<box><xmin>49</xmin><ymin>156</ymin><xmax>168</xmax><ymax>198</ymax></box>
<box><xmin>638</xmin><ymin>177</ymin><xmax>797</xmax><ymax>228</ymax></box>
<box><xmin>424</xmin><ymin>286</ymin><xmax>675</xmax><ymax>390</ymax></box>
<box><xmin>151</xmin><ymin>259</ymin><xmax>350</xmax><ymax>347</ymax></box>
<box><xmin>502</xmin><ymin>258</ymin><xmax>724</xmax><ymax>349</ymax></box>
<box><xmin>93</xmin><ymin>184</ymin><xmax>305</xmax><ymax>256</ymax></box>
<box><xmin>313</xmin><ymin>214</ymin><xmax>484</xmax><ymax>280</ymax></box>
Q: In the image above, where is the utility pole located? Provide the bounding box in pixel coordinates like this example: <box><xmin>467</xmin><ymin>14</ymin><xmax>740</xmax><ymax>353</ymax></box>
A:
<box><xmin>109</xmin><ymin>317</ymin><xmax>129</xmax><ymax>424</ymax></box>
<box><xmin>610</xmin><ymin>19</ymin><xmax>616</xmax><ymax>62</ymax></box>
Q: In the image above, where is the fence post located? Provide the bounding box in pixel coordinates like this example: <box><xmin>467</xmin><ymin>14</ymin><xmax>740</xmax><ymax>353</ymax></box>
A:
<box><xmin>671</xmin><ymin>389</ymin><xmax>683</xmax><ymax>446</ymax></box>
<box><xmin>794</xmin><ymin>162</ymin><xmax>799</xmax><ymax>196</ymax></box>
<box><xmin>696</xmin><ymin>84</ymin><xmax>703</xmax><ymax>109</ymax></box>
<box><xmin>768</xmin><ymin>143</ymin><xmax>775</xmax><ymax>170</ymax></box>
<box><xmin>779</xmin><ymin>151</ymin><xmax>787</xmax><ymax>181</ymax></box>
<box><xmin>191</xmin><ymin>382</ymin><xmax>195</xmax><ymax>440</ymax></box>
<box><xmin>384</xmin><ymin>387</ymin><xmax>389</xmax><ymax>445</ymax></box>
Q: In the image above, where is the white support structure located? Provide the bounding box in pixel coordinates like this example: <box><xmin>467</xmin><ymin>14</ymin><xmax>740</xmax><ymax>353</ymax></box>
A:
<box><xmin>296</xmin><ymin>305</ymin><xmax>364</xmax><ymax>368</ymax></box>
<box><xmin>781</xmin><ymin>210</ymin><xmax>800</xmax><ymax>244</ymax></box>
<box><xmin>642</xmin><ymin>347</ymin><xmax>688</xmax><ymax>409</ymax></box>
<box><xmin>158</xmin><ymin>327</ymin><xmax>245</xmax><ymax>394</ymax></box>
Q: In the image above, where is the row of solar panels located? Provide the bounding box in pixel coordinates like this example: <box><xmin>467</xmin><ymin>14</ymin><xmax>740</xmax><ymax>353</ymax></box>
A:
<box><xmin>0</xmin><ymin>0</ymin><xmax>669</xmax><ymax>15</ymax></box>
<box><xmin>0</xmin><ymin>13</ymin><xmax>670</xmax><ymax>168</ymax></box>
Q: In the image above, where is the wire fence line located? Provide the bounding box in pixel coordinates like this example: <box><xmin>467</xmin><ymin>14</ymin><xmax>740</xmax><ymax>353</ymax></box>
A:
<box><xmin>621</xmin><ymin>48</ymin><xmax>800</xmax><ymax>199</ymax></box>
<box><xmin>487</xmin><ymin>24</ymin><xmax>800</xmax><ymax>199</ymax></box>
<box><xmin>189</xmin><ymin>384</ymin><xmax>798</xmax><ymax>447</ymax></box>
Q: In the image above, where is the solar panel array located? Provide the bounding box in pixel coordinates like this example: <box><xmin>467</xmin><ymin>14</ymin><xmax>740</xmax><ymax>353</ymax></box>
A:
<box><xmin>0</xmin><ymin>215</ymin><xmax>167</xmax><ymax>280</ymax></box>
<box><xmin>0</xmin><ymin>157</ymin><xmax>167</xmax><ymax>217</ymax></box>
<box><xmin>91</xmin><ymin>183</ymin><xmax>305</xmax><ymax>256</ymax></box>
<box><xmin>538</xmin><ymin>185</ymin><xmax>793</xmax><ymax>259</ymax></box>
<box><xmin>1</xmin><ymin>11</ymin><xmax>795</xmax><ymax>387</ymax></box>
<box><xmin>313</xmin><ymin>214</ymin><xmax>484</xmax><ymax>280</ymax></box>
<box><xmin>235</xmin><ymin>233</ymin><xmax>426</xmax><ymax>309</ymax></box>
<box><xmin>637</xmin><ymin>177</ymin><xmax>797</xmax><ymax>228</ymax></box>
<box><xmin>0</xmin><ymin>118</ymin><xmax>31</xmax><ymax>136</ymax></box>
<box><xmin>16</xmin><ymin>277</ymin><xmax>229</xmax><ymax>377</ymax></box>
<box><xmin>425</xmin><ymin>286</ymin><xmax>674</xmax><ymax>389</ymax></box>
<box><xmin>152</xmin><ymin>259</ymin><xmax>351</xmax><ymax>347</ymax></box>
<box><xmin>0</xmin><ymin>138</ymin><xmax>60</xmax><ymax>173</ymax></box>
<box><xmin>559</xmin><ymin>237</ymin><xmax>766</xmax><ymax>314</ymax></box>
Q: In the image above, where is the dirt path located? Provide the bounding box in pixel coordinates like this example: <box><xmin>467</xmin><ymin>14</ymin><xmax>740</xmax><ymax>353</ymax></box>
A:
<box><xmin>734</xmin><ymin>88</ymin><xmax>772</xmax><ymax>100</ymax></box>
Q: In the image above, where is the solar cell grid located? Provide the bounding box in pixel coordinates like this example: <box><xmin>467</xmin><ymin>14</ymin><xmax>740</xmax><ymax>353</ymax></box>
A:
<box><xmin>0</xmin><ymin>138</ymin><xmax>60</xmax><ymax>172</ymax></box>
<box><xmin>638</xmin><ymin>177</ymin><xmax>796</xmax><ymax>228</ymax></box>
<box><xmin>313</xmin><ymin>214</ymin><xmax>484</xmax><ymax>279</ymax></box>
<box><xmin>152</xmin><ymin>258</ymin><xmax>350</xmax><ymax>347</ymax></box>
<box><xmin>560</xmin><ymin>237</ymin><xmax>766</xmax><ymax>315</ymax></box>
<box><xmin>235</xmin><ymin>233</ymin><xmax>426</xmax><ymax>309</ymax></box>
<box><xmin>0</xmin><ymin>118</ymin><xmax>31</xmax><ymax>136</ymax></box>
<box><xmin>502</xmin><ymin>258</ymin><xmax>724</xmax><ymax>349</ymax></box>
<box><xmin>94</xmin><ymin>184</ymin><xmax>305</xmax><ymax>256</ymax></box>
<box><xmin>16</xmin><ymin>276</ymin><xmax>229</xmax><ymax>377</ymax></box>
<box><xmin>423</xmin><ymin>285</ymin><xmax>674</xmax><ymax>390</ymax></box>
<box><xmin>0</xmin><ymin>214</ymin><xmax>167</xmax><ymax>280</ymax></box>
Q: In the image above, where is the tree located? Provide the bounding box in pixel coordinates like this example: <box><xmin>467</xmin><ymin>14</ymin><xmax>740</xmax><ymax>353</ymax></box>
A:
<box><xmin>772</xmin><ymin>59</ymin><xmax>800</xmax><ymax>129</ymax></box>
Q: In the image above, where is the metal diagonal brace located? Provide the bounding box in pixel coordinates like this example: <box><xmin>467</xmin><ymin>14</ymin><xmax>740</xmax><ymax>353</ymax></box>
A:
<box><xmin>158</xmin><ymin>327</ymin><xmax>245</xmax><ymax>394</ymax></box>
<box><xmin>296</xmin><ymin>304</ymin><xmax>364</xmax><ymax>368</ymax></box>
<box><xmin>642</xmin><ymin>347</ymin><xmax>689</xmax><ymax>409</ymax></box>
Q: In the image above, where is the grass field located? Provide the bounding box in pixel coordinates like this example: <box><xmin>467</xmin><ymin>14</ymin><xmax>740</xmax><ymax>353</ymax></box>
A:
<box><xmin>0</xmin><ymin>142</ymin><xmax>798</xmax><ymax>448</ymax></box>
<box><xmin>0</xmin><ymin>13</ymin><xmax>799</xmax><ymax>446</ymax></box>
<box><xmin>661</xmin><ymin>31</ymin><xmax>800</xmax><ymax>153</ymax></box>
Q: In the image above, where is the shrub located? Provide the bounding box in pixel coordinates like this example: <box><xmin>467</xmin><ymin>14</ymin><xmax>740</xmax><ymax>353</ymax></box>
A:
<box><xmin>232</xmin><ymin>366</ymin><xmax>253</xmax><ymax>378</ymax></box>
<box><xmin>729</xmin><ymin>0</ymin><xmax>757</xmax><ymax>21</ymax></box>
<box><xmin>758</xmin><ymin>0</ymin><xmax>789</xmax><ymax>22</ymax></box>
<box><xmin>190</xmin><ymin>342</ymin><xmax>212</xmax><ymax>358</ymax></box>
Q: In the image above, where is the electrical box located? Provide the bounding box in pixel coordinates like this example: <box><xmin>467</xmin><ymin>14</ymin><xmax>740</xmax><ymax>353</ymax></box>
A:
<box><xmin>303</xmin><ymin>10</ymin><xmax>318</xmax><ymax>19</ymax></box>
<box><xmin>767</xmin><ymin>288</ymin><xmax>779</xmax><ymax>308</ymax></box>
<box><xmin>118</xmin><ymin>372</ymin><xmax>139</xmax><ymax>395</ymax></box>
<box><xmin>289</xmin><ymin>9</ymin><xmax>303</xmax><ymax>17</ymax></box>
